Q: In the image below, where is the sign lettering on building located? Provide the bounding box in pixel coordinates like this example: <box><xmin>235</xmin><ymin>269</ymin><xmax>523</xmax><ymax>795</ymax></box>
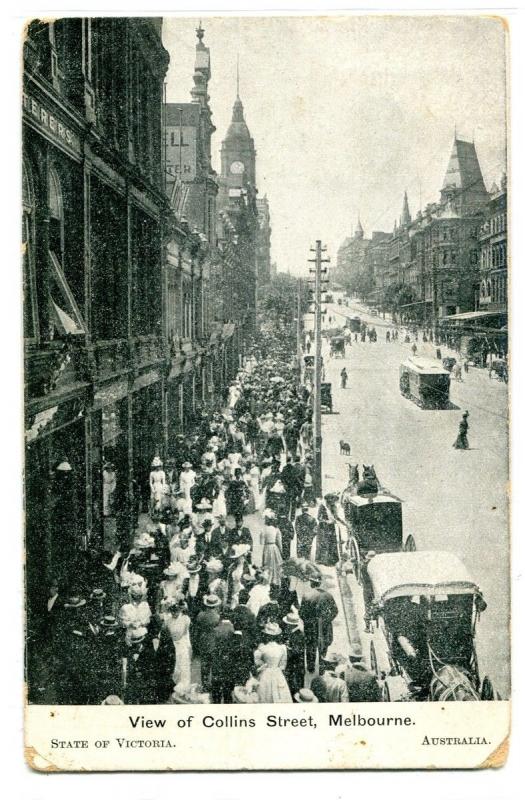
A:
<box><xmin>166</xmin><ymin>125</ymin><xmax>197</xmax><ymax>181</ymax></box>
<box><xmin>22</xmin><ymin>92</ymin><xmax>81</xmax><ymax>154</ymax></box>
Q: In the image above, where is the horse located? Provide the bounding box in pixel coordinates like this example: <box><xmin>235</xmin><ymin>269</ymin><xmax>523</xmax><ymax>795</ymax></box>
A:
<box><xmin>356</xmin><ymin>464</ymin><xmax>379</xmax><ymax>496</ymax></box>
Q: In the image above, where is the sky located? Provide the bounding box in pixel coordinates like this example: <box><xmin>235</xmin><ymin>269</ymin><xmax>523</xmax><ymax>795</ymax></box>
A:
<box><xmin>162</xmin><ymin>15</ymin><xmax>507</xmax><ymax>275</ymax></box>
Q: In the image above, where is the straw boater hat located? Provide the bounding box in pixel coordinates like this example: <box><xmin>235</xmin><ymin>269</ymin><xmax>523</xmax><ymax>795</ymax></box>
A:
<box><xmin>203</xmin><ymin>594</ymin><xmax>221</xmax><ymax>608</ymax></box>
<box><xmin>101</xmin><ymin>615</ymin><xmax>119</xmax><ymax>629</ymax></box>
<box><xmin>263</xmin><ymin>509</ymin><xmax>276</xmax><ymax>520</ymax></box>
<box><xmin>182</xmin><ymin>461</ymin><xmax>192</xmax><ymax>469</ymax></box>
<box><xmin>263</xmin><ymin>621</ymin><xmax>281</xmax><ymax>637</ymax></box>
<box><xmin>90</xmin><ymin>588</ymin><xmax>106</xmax><ymax>601</ymax></box>
<box><xmin>230</xmin><ymin>544</ymin><xmax>250</xmax><ymax>560</ymax></box>
<box><xmin>128</xmin><ymin>626</ymin><xmax>148</xmax><ymax>644</ymax></box>
<box><xmin>186</xmin><ymin>559</ymin><xmax>202</xmax><ymax>574</ymax></box>
<box><xmin>294</xmin><ymin>688</ymin><xmax>318</xmax><ymax>703</ymax></box>
<box><xmin>134</xmin><ymin>532</ymin><xmax>155</xmax><ymax>549</ymax></box>
<box><xmin>151</xmin><ymin>456</ymin><xmax>163</xmax><ymax>468</ymax></box>
<box><xmin>283</xmin><ymin>610</ymin><xmax>301</xmax><ymax>626</ymax></box>
<box><xmin>196</xmin><ymin>499</ymin><xmax>213</xmax><ymax>510</ymax></box>
<box><xmin>206</xmin><ymin>557</ymin><xmax>223</xmax><ymax>574</ymax></box>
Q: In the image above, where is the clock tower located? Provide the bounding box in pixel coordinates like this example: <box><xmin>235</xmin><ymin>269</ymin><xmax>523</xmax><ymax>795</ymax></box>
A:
<box><xmin>219</xmin><ymin>91</ymin><xmax>256</xmax><ymax>202</ymax></box>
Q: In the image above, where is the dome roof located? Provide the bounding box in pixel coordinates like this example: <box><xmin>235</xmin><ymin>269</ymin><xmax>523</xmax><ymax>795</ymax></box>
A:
<box><xmin>224</xmin><ymin>96</ymin><xmax>253</xmax><ymax>143</ymax></box>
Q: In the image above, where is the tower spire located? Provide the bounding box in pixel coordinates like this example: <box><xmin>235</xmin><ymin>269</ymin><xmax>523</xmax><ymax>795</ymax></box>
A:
<box><xmin>236</xmin><ymin>54</ymin><xmax>240</xmax><ymax>98</ymax></box>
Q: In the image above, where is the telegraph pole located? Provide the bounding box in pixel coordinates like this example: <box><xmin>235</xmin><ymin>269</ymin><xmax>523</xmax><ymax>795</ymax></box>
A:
<box><xmin>308</xmin><ymin>241</ymin><xmax>330</xmax><ymax>499</ymax></box>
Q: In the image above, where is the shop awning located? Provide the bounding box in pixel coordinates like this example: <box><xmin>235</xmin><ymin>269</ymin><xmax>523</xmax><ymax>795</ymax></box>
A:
<box><xmin>440</xmin><ymin>310</ymin><xmax>506</xmax><ymax>322</ymax></box>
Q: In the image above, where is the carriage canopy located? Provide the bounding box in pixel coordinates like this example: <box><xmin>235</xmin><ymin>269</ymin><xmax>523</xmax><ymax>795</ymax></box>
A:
<box><xmin>367</xmin><ymin>551</ymin><xmax>481</xmax><ymax>605</ymax></box>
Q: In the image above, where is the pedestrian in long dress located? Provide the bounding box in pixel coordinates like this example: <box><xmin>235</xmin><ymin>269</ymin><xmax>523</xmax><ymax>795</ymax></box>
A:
<box><xmin>315</xmin><ymin>501</ymin><xmax>339</xmax><ymax>567</ymax></box>
<box><xmin>254</xmin><ymin>622</ymin><xmax>293</xmax><ymax>703</ymax></box>
<box><xmin>161</xmin><ymin>600</ymin><xmax>192</xmax><ymax>692</ymax></box>
<box><xmin>261</xmin><ymin>511</ymin><xmax>283</xmax><ymax>587</ymax></box>
<box><xmin>453</xmin><ymin>411</ymin><xmax>470</xmax><ymax>450</ymax></box>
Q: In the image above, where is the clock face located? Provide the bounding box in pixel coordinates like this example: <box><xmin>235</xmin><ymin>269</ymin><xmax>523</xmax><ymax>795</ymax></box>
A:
<box><xmin>230</xmin><ymin>161</ymin><xmax>245</xmax><ymax>175</ymax></box>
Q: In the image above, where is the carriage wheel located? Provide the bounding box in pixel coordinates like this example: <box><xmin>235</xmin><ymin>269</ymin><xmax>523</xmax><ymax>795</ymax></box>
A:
<box><xmin>350</xmin><ymin>537</ymin><xmax>361</xmax><ymax>583</ymax></box>
<box><xmin>403</xmin><ymin>535</ymin><xmax>417</xmax><ymax>552</ymax></box>
<box><xmin>480</xmin><ymin>676</ymin><xmax>496</xmax><ymax>700</ymax></box>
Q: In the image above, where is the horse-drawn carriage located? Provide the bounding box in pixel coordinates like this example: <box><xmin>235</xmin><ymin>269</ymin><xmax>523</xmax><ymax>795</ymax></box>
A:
<box><xmin>365</xmin><ymin>551</ymin><xmax>497</xmax><ymax>701</ymax></box>
<box><xmin>348</xmin><ymin>316</ymin><xmax>361</xmax><ymax>333</ymax></box>
<box><xmin>489</xmin><ymin>358</ymin><xmax>508</xmax><ymax>383</ymax></box>
<box><xmin>340</xmin><ymin>466</ymin><xmax>416</xmax><ymax>582</ymax></box>
<box><xmin>330</xmin><ymin>335</ymin><xmax>346</xmax><ymax>358</ymax></box>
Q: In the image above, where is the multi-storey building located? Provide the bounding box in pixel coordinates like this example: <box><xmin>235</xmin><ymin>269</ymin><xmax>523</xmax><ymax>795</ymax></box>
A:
<box><xmin>23</xmin><ymin>18</ymin><xmax>170</xmax><ymax>695</ymax></box>
<box><xmin>478</xmin><ymin>176</ymin><xmax>507</xmax><ymax>314</ymax></box>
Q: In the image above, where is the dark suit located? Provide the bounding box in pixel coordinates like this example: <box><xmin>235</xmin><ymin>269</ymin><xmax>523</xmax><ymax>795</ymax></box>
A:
<box><xmin>231</xmin><ymin>604</ymin><xmax>258</xmax><ymax>649</ymax></box>
<box><xmin>122</xmin><ymin>637</ymin><xmax>158</xmax><ymax>704</ymax></box>
<box><xmin>295</xmin><ymin>513</ymin><xmax>317</xmax><ymax>559</ymax></box>
<box><xmin>193</xmin><ymin>608</ymin><xmax>220</xmax><ymax>688</ymax></box>
<box><xmin>299</xmin><ymin>588</ymin><xmax>338</xmax><ymax>673</ymax></box>
<box><xmin>210</xmin><ymin>620</ymin><xmax>236</xmax><ymax>703</ymax></box>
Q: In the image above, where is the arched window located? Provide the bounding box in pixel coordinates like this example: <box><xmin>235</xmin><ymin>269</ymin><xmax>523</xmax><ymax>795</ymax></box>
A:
<box><xmin>48</xmin><ymin>166</ymin><xmax>64</xmax><ymax>258</ymax></box>
<box><xmin>487</xmin><ymin>279</ymin><xmax>492</xmax><ymax>299</ymax></box>
<box><xmin>480</xmin><ymin>281</ymin><xmax>486</xmax><ymax>299</ymax></box>
<box><xmin>22</xmin><ymin>161</ymin><xmax>38</xmax><ymax>340</ymax></box>
<box><xmin>47</xmin><ymin>165</ymin><xmax>85</xmax><ymax>337</ymax></box>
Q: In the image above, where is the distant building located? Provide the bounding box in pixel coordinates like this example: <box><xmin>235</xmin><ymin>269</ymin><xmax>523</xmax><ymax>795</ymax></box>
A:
<box><xmin>478</xmin><ymin>175</ymin><xmax>507</xmax><ymax>314</ymax></box>
<box><xmin>256</xmin><ymin>195</ymin><xmax>272</xmax><ymax>289</ymax></box>
<box><xmin>217</xmin><ymin>88</ymin><xmax>259</xmax><ymax>338</ymax></box>
<box><xmin>335</xmin><ymin>218</ymin><xmax>371</xmax><ymax>296</ymax></box>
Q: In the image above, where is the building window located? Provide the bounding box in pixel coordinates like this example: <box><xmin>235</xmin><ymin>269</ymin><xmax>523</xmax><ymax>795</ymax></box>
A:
<box><xmin>470</xmin><ymin>250</ymin><xmax>478</xmax><ymax>266</ymax></box>
<box><xmin>48</xmin><ymin>167</ymin><xmax>85</xmax><ymax>338</ymax></box>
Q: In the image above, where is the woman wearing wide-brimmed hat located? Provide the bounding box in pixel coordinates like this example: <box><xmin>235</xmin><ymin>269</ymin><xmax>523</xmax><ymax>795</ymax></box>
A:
<box><xmin>179</xmin><ymin>462</ymin><xmax>196</xmax><ymax>508</ymax></box>
<box><xmin>254</xmin><ymin>622</ymin><xmax>293</xmax><ymax>703</ymax></box>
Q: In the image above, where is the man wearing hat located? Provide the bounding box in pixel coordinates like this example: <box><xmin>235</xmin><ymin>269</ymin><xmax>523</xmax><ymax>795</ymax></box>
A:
<box><xmin>94</xmin><ymin>615</ymin><xmax>125</xmax><ymax>703</ymax></box>
<box><xmin>209</xmin><ymin>515</ymin><xmax>230</xmax><ymax>559</ymax></box>
<box><xmin>282</xmin><ymin>610</ymin><xmax>306</xmax><ymax>698</ymax></box>
<box><xmin>299</xmin><ymin>577</ymin><xmax>338</xmax><ymax>674</ymax></box>
<box><xmin>209</xmin><ymin>609</ymin><xmax>236</xmax><ymax>703</ymax></box>
<box><xmin>182</xmin><ymin>558</ymin><xmax>205</xmax><ymax>622</ymax></box>
<box><xmin>193</xmin><ymin>594</ymin><xmax>221</xmax><ymax>690</ymax></box>
<box><xmin>228</xmin><ymin>515</ymin><xmax>253</xmax><ymax>558</ymax></box>
<box><xmin>194</xmin><ymin>516</ymin><xmax>216</xmax><ymax>560</ymax></box>
<box><xmin>295</xmin><ymin>504</ymin><xmax>318</xmax><ymax>559</ymax></box>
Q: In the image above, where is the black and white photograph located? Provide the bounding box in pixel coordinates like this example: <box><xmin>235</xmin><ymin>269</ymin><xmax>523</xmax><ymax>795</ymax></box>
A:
<box><xmin>20</xmin><ymin>10</ymin><xmax>511</xmax><ymax>771</ymax></box>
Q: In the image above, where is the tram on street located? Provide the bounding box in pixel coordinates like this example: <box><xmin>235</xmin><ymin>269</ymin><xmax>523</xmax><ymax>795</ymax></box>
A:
<box><xmin>348</xmin><ymin>316</ymin><xmax>361</xmax><ymax>333</ymax></box>
<box><xmin>364</xmin><ymin>551</ymin><xmax>497</xmax><ymax>702</ymax></box>
<box><xmin>399</xmin><ymin>356</ymin><xmax>451</xmax><ymax>409</ymax></box>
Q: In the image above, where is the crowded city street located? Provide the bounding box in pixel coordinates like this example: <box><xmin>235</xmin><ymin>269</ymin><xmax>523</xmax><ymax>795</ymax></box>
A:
<box><xmin>319</xmin><ymin>302</ymin><xmax>509</xmax><ymax>697</ymax></box>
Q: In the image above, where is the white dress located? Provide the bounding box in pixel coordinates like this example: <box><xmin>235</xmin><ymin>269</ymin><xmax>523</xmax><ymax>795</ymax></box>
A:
<box><xmin>150</xmin><ymin>470</ymin><xmax>167</xmax><ymax>508</ymax></box>
<box><xmin>179</xmin><ymin>470</ymin><xmax>196</xmax><ymax>503</ymax></box>
<box><xmin>164</xmin><ymin>613</ymin><xmax>192</xmax><ymax>690</ymax></box>
<box><xmin>255</xmin><ymin>642</ymin><xmax>293</xmax><ymax>703</ymax></box>
<box><xmin>212</xmin><ymin>490</ymin><xmax>227</xmax><ymax>518</ymax></box>
<box><xmin>247</xmin><ymin>584</ymin><xmax>270</xmax><ymax>617</ymax></box>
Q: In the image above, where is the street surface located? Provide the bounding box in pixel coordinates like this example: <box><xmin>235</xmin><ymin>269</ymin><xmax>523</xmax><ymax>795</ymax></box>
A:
<box><xmin>319</xmin><ymin>302</ymin><xmax>510</xmax><ymax>697</ymax></box>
